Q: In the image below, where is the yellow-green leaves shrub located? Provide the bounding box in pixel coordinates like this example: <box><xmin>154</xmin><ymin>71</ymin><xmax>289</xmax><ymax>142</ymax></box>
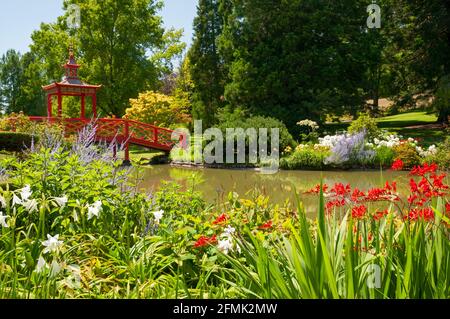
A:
<box><xmin>124</xmin><ymin>91</ymin><xmax>191</xmax><ymax>128</ymax></box>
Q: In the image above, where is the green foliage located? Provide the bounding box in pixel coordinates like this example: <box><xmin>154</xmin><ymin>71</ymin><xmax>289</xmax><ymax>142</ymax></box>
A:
<box><xmin>188</xmin><ymin>0</ymin><xmax>226</xmax><ymax>127</ymax></box>
<box><xmin>280</xmin><ymin>146</ymin><xmax>329</xmax><ymax>170</ymax></box>
<box><xmin>348</xmin><ymin>113</ymin><xmax>380</xmax><ymax>139</ymax></box>
<box><xmin>374</xmin><ymin>146</ymin><xmax>396</xmax><ymax>168</ymax></box>
<box><xmin>223</xmin><ymin>195</ymin><xmax>450</xmax><ymax>299</ymax></box>
<box><xmin>393</xmin><ymin>143</ymin><xmax>421</xmax><ymax>169</ymax></box>
<box><xmin>218</xmin><ymin>0</ymin><xmax>373</xmax><ymax>131</ymax></box>
<box><xmin>0</xmin><ymin>132</ymin><xmax>36</xmax><ymax>152</ymax></box>
<box><xmin>0</xmin><ymin>51</ymin><xmax>45</xmax><ymax>115</ymax></box>
<box><xmin>217</xmin><ymin>108</ymin><xmax>295</xmax><ymax>151</ymax></box>
<box><xmin>427</xmin><ymin>137</ymin><xmax>450</xmax><ymax>170</ymax></box>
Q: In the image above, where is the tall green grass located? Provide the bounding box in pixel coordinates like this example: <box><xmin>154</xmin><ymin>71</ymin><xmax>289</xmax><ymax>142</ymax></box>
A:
<box><xmin>221</xmin><ymin>192</ymin><xmax>450</xmax><ymax>299</ymax></box>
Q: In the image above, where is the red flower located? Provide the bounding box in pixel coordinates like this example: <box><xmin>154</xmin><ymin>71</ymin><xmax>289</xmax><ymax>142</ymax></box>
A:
<box><xmin>410</xmin><ymin>163</ymin><xmax>438</xmax><ymax>176</ymax></box>
<box><xmin>430</xmin><ymin>173</ymin><xmax>448</xmax><ymax>190</ymax></box>
<box><xmin>406</xmin><ymin>208</ymin><xmax>434</xmax><ymax>222</ymax></box>
<box><xmin>194</xmin><ymin>235</ymin><xmax>217</xmax><ymax>248</ymax></box>
<box><xmin>373</xmin><ymin>209</ymin><xmax>389</xmax><ymax>221</ymax></box>
<box><xmin>212</xmin><ymin>213</ymin><xmax>228</xmax><ymax>225</ymax></box>
<box><xmin>259</xmin><ymin>220</ymin><xmax>273</xmax><ymax>230</ymax></box>
<box><xmin>446</xmin><ymin>203</ymin><xmax>450</xmax><ymax>214</ymax></box>
<box><xmin>409</xmin><ymin>179</ymin><xmax>418</xmax><ymax>193</ymax></box>
<box><xmin>391</xmin><ymin>159</ymin><xmax>404</xmax><ymax>171</ymax></box>
<box><xmin>306</xmin><ymin>184</ymin><xmax>328</xmax><ymax>194</ymax></box>
<box><xmin>331</xmin><ymin>183</ymin><xmax>351</xmax><ymax>196</ymax></box>
<box><xmin>351</xmin><ymin>188</ymin><xmax>365</xmax><ymax>202</ymax></box>
<box><xmin>351</xmin><ymin>205</ymin><xmax>367</xmax><ymax>219</ymax></box>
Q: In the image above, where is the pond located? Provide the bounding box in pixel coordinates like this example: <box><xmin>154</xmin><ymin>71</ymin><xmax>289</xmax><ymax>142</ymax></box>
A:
<box><xmin>139</xmin><ymin>165</ymin><xmax>409</xmax><ymax>216</ymax></box>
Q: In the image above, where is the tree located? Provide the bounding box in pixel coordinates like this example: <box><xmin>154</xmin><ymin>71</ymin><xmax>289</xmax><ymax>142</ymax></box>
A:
<box><xmin>0</xmin><ymin>50</ymin><xmax>45</xmax><ymax>115</ymax></box>
<box><xmin>218</xmin><ymin>0</ymin><xmax>372</xmax><ymax>132</ymax></box>
<box><xmin>124</xmin><ymin>91</ymin><xmax>191</xmax><ymax>128</ymax></box>
<box><xmin>27</xmin><ymin>0</ymin><xmax>183</xmax><ymax>117</ymax></box>
<box><xmin>188</xmin><ymin>0</ymin><xmax>226</xmax><ymax>127</ymax></box>
<box><xmin>0</xmin><ymin>50</ymin><xmax>23</xmax><ymax>114</ymax></box>
<box><xmin>381</xmin><ymin>0</ymin><xmax>450</xmax><ymax>120</ymax></box>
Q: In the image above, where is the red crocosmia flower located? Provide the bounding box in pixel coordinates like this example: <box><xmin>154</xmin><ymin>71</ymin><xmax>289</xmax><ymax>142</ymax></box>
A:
<box><xmin>305</xmin><ymin>184</ymin><xmax>328</xmax><ymax>194</ymax></box>
<box><xmin>410</xmin><ymin>163</ymin><xmax>438</xmax><ymax>176</ymax></box>
<box><xmin>331</xmin><ymin>183</ymin><xmax>351</xmax><ymax>196</ymax></box>
<box><xmin>431</xmin><ymin>173</ymin><xmax>449</xmax><ymax>190</ymax></box>
<box><xmin>351</xmin><ymin>205</ymin><xmax>367</xmax><ymax>219</ymax></box>
<box><xmin>446</xmin><ymin>203</ymin><xmax>450</xmax><ymax>214</ymax></box>
<box><xmin>351</xmin><ymin>188</ymin><xmax>365</xmax><ymax>202</ymax></box>
<box><xmin>407</xmin><ymin>194</ymin><xmax>418</xmax><ymax>205</ymax></box>
<box><xmin>406</xmin><ymin>208</ymin><xmax>434</xmax><ymax>222</ymax></box>
<box><xmin>391</xmin><ymin>159</ymin><xmax>404</xmax><ymax>171</ymax></box>
<box><xmin>373</xmin><ymin>209</ymin><xmax>389</xmax><ymax>221</ymax></box>
<box><xmin>366</xmin><ymin>187</ymin><xmax>386</xmax><ymax>201</ymax></box>
<box><xmin>212</xmin><ymin>213</ymin><xmax>228</xmax><ymax>225</ymax></box>
<box><xmin>259</xmin><ymin>220</ymin><xmax>273</xmax><ymax>230</ymax></box>
<box><xmin>409</xmin><ymin>179</ymin><xmax>418</xmax><ymax>193</ymax></box>
<box><xmin>194</xmin><ymin>235</ymin><xmax>217</xmax><ymax>248</ymax></box>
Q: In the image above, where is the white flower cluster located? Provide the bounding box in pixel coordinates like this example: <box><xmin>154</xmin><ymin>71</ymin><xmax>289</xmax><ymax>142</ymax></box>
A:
<box><xmin>297</xmin><ymin>119</ymin><xmax>319</xmax><ymax>130</ymax></box>
<box><xmin>373</xmin><ymin>135</ymin><xmax>402</xmax><ymax>148</ymax></box>
<box><xmin>318</xmin><ymin>134</ymin><xmax>347</xmax><ymax>149</ymax></box>
<box><xmin>217</xmin><ymin>225</ymin><xmax>241</xmax><ymax>255</ymax></box>
<box><xmin>416</xmin><ymin>145</ymin><xmax>438</xmax><ymax>158</ymax></box>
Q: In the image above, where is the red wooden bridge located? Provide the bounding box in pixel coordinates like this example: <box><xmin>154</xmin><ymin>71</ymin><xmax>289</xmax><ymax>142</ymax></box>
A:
<box><xmin>10</xmin><ymin>47</ymin><xmax>184</xmax><ymax>163</ymax></box>
<box><xmin>27</xmin><ymin>117</ymin><xmax>183</xmax><ymax>162</ymax></box>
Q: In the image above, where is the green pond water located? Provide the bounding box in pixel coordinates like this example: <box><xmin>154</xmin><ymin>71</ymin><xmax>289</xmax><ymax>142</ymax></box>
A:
<box><xmin>140</xmin><ymin>165</ymin><xmax>409</xmax><ymax>215</ymax></box>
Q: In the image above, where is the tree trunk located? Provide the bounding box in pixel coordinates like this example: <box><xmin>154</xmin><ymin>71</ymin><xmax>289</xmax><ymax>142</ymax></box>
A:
<box><xmin>437</xmin><ymin>107</ymin><xmax>449</xmax><ymax>124</ymax></box>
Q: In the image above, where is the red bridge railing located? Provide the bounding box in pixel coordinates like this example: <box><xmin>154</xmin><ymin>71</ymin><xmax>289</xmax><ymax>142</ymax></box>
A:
<box><xmin>8</xmin><ymin>116</ymin><xmax>184</xmax><ymax>162</ymax></box>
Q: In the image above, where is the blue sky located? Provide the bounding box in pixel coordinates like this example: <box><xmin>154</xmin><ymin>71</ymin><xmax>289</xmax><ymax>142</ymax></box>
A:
<box><xmin>0</xmin><ymin>0</ymin><xmax>197</xmax><ymax>56</ymax></box>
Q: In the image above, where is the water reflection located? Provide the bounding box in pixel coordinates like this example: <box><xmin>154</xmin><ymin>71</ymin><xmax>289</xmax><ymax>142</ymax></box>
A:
<box><xmin>139</xmin><ymin>165</ymin><xmax>410</xmax><ymax>215</ymax></box>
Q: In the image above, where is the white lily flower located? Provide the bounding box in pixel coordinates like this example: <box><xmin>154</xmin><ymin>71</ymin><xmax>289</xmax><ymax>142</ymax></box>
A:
<box><xmin>36</xmin><ymin>256</ymin><xmax>47</xmax><ymax>273</ymax></box>
<box><xmin>22</xmin><ymin>199</ymin><xmax>39</xmax><ymax>213</ymax></box>
<box><xmin>0</xmin><ymin>195</ymin><xmax>6</xmax><ymax>208</ymax></box>
<box><xmin>19</xmin><ymin>185</ymin><xmax>32</xmax><ymax>201</ymax></box>
<box><xmin>50</xmin><ymin>260</ymin><xmax>61</xmax><ymax>277</ymax></box>
<box><xmin>224</xmin><ymin>225</ymin><xmax>236</xmax><ymax>235</ymax></box>
<box><xmin>12</xmin><ymin>194</ymin><xmax>22</xmax><ymax>206</ymax></box>
<box><xmin>0</xmin><ymin>211</ymin><xmax>9</xmax><ymax>228</ymax></box>
<box><xmin>53</xmin><ymin>195</ymin><xmax>68</xmax><ymax>207</ymax></box>
<box><xmin>153</xmin><ymin>210</ymin><xmax>164</xmax><ymax>224</ymax></box>
<box><xmin>42</xmin><ymin>234</ymin><xmax>63</xmax><ymax>254</ymax></box>
<box><xmin>217</xmin><ymin>238</ymin><xmax>234</xmax><ymax>255</ymax></box>
<box><xmin>87</xmin><ymin>200</ymin><xmax>102</xmax><ymax>220</ymax></box>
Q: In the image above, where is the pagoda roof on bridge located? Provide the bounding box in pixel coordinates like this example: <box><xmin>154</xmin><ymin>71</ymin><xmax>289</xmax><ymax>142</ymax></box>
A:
<box><xmin>42</xmin><ymin>47</ymin><xmax>101</xmax><ymax>93</ymax></box>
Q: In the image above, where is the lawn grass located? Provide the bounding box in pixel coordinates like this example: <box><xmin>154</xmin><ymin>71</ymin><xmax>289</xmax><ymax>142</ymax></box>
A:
<box><xmin>376</xmin><ymin>111</ymin><xmax>437</xmax><ymax>127</ymax></box>
<box><xmin>324</xmin><ymin>111</ymin><xmax>445</xmax><ymax>146</ymax></box>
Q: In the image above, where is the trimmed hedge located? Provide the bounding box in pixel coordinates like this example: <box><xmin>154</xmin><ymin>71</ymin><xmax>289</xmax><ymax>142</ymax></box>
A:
<box><xmin>0</xmin><ymin>132</ymin><xmax>37</xmax><ymax>152</ymax></box>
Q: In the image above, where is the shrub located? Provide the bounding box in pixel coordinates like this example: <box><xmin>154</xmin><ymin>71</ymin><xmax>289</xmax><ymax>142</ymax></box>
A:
<box><xmin>426</xmin><ymin>136</ymin><xmax>450</xmax><ymax>170</ymax></box>
<box><xmin>374</xmin><ymin>145</ymin><xmax>396</xmax><ymax>168</ymax></box>
<box><xmin>0</xmin><ymin>112</ymin><xmax>34</xmax><ymax>133</ymax></box>
<box><xmin>218</xmin><ymin>110</ymin><xmax>295</xmax><ymax>151</ymax></box>
<box><xmin>280</xmin><ymin>147</ymin><xmax>328</xmax><ymax>170</ymax></box>
<box><xmin>348</xmin><ymin>112</ymin><xmax>380</xmax><ymax>139</ymax></box>
<box><xmin>0</xmin><ymin>132</ymin><xmax>37</xmax><ymax>152</ymax></box>
<box><xmin>124</xmin><ymin>91</ymin><xmax>191</xmax><ymax>128</ymax></box>
<box><xmin>393</xmin><ymin>143</ymin><xmax>421</xmax><ymax>169</ymax></box>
